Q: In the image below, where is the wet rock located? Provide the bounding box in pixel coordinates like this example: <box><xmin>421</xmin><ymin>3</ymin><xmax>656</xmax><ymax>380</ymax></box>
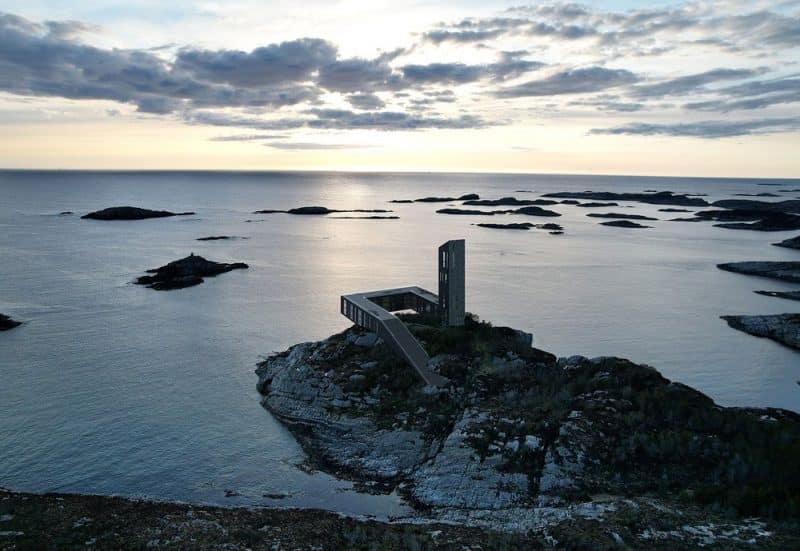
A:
<box><xmin>135</xmin><ymin>253</ymin><xmax>248</xmax><ymax>290</ymax></box>
<box><xmin>543</xmin><ymin>191</ymin><xmax>708</xmax><ymax>207</ymax></box>
<box><xmin>586</xmin><ymin>213</ymin><xmax>657</xmax><ymax>220</ymax></box>
<box><xmin>718</xmin><ymin>261</ymin><xmax>800</xmax><ymax>283</ymax></box>
<box><xmin>599</xmin><ymin>220</ymin><xmax>651</xmax><ymax>228</ymax></box>
<box><xmin>0</xmin><ymin>313</ymin><xmax>22</xmax><ymax>331</ymax></box>
<box><xmin>82</xmin><ymin>206</ymin><xmax>195</xmax><ymax>220</ymax></box>
<box><xmin>774</xmin><ymin>235</ymin><xmax>800</xmax><ymax>249</ymax></box>
<box><xmin>721</xmin><ymin>314</ymin><xmax>800</xmax><ymax>350</ymax></box>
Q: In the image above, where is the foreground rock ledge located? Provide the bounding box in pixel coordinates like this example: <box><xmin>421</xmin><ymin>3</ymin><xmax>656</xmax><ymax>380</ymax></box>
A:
<box><xmin>255</xmin><ymin>315</ymin><xmax>800</xmax><ymax>539</ymax></box>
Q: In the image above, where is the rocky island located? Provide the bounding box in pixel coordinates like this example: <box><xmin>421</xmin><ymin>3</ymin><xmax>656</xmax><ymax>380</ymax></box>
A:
<box><xmin>541</xmin><ymin>191</ymin><xmax>708</xmax><ymax>207</ymax></box>
<box><xmin>774</xmin><ymin>235</ymin><xmax>800</xmax><ymax>249</ymax></box>
<box><xmin>717</xmin><ymin>261</ymin><xmax>800</xmax><ymax>283</ymax></box>
<box><xmin>82</xmin><ymin>206</ymin><xmax>195</xmax><ymax>220</ymax></box>
<box><xmin>721</xmin><ymin>314</ymin><xmax>800</xmax><ymax>350</ymax></box>
<box><xmin>599</xmin><ymin>220</ymin><xmax>651</xmax><ymax>228</ymax></box>
<box><xmin>0</xmin><ymin>313</ymin><xmax>21</xmax><ymax>331</ymax></box>
<box><xmin>135</xmin><ymin>254</ymin><xmax>248</xmax><ymax>290</ymax></box>
<box><xmin>254</xmin><ymin>206</ymin><xmax>392</xmax><ymax>215</ymax></box>
<box><xmin>255</xmin><ymin>315</ymin><xmax>800</xmax><ymax>545</ymax></box>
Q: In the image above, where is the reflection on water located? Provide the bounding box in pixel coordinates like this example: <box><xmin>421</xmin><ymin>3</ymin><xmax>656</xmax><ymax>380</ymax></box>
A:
<box><xmin>0</xmin><ymin>170</ymin><xmax>798</xmax><ymax>513</ymax></box>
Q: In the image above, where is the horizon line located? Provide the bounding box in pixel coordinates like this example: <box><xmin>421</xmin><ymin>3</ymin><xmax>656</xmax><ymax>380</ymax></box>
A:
<box><xmin>0</xmin><ymin>167</ymin><xmax>798</xmax><ymax>182</ymax></box>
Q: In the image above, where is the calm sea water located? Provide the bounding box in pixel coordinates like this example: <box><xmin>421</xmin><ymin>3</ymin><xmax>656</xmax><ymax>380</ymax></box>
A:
<box><xmin>1</xmin><ymin>170</ymin><xmax>798</xmax><ymax>514</ymax></box>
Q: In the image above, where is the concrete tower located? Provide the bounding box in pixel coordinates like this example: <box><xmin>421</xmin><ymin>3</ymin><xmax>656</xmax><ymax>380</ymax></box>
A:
<box><xmin>438</xmin><ymin>239</ymin><xmax>465</xmax><ymax>326</ymax></box>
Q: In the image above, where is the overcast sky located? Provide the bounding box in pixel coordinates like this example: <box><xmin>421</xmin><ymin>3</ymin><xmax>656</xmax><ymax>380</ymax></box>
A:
<box><xmin>0</xmin><ymin>1</ymin><xmax>798</xmax><ymax>176</ymax></box>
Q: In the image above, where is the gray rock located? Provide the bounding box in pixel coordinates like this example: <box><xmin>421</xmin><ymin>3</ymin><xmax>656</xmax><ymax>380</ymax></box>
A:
<box><xmin>721</xmin><ymin>314</ymin><xmax>800</xmax><ymax>350</ymax></box>
<box><xmin>718</xmin><ymin>261</ymin><xmax>800</xmax><ymax>283</ymax></box>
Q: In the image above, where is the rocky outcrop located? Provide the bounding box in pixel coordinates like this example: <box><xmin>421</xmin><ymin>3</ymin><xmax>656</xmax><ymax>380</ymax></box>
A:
<box><xmin>254</xmin><ymin>207</ymin><xmax>392</xmax><ymax>215</ymax></box>
<box><xmin>196</xmin><ymin>236</ymin><xmax>248</xmax><ymax>241</ymax></box>
<box><xmin>599</xmin><ymin>220</ymin><xmax>651</xmax><ymax>228</ymax></box>
<box><xmin>721</xmin><ymin>314</ymin><xmax>800</xmax><ymax>350</ymax></box>
<box><xmin>575</xmin><ymin>202</ymin><xmax>619</xmax><ymax>207</ymax></box>
<box><xmin>437</xmin><ymin>208</ymin><xmax>498</xmax><ymax>215</ymax></box>
<box><xmin>0</xmin><ymin>313</ymin><xmax>21</xmax><ymax>331</ymax></box>
<box><xmin>390</xmin><ymin>194</ymin><xmax>479</xmax><ymax>203</ymax></box>
<box><xmin>135</xmin><ymin>254</ymin><xmax>248</xmax><ymax>290</ymax></box>
<box><xmin>256</xmin><ymin>318</ymin><xmax>800</xmax><ymax>534</ymax></box>
<box><xmin>542</xmin><ymin>191</ymin><xmax>708</xmax><ymax>207</ymax></box>
<box><xmin>711</xmin><ymin>199</ymin><xmax>800</xmax><ymax>213</ymax></box>
<box><xmin>475</xmin><ymin>222</ymin><xmax>563</xmax><ymax>231</ymax></box>
<box><xmin>755</xmin><ymin>290</ymin><xmax>800</xmax><ymax>301</ymax></box>
<box><xmin>463</xmin><ymin>197</ymin><xmax>558</xmax><ymax>207</ymax></box>
<box><xmin>718</xmin><ymin>261</ymin><xmax>800</xmax><ymax>283</ymax></box>
<box><xmin>774</xmin><ymin>235</ymin><xmax>800</xmax><ymax>249</ymax></box>
<box><xmin>658</xmin><ymin>208</ymin><xmax>692</xmax><ymax>212</ymax></box>
<box><xmin>82</xmin><ymin>207</ymin><xmax>195</xmax><ymax>220</ymax></box>
<box><xmin>587</xmin><ymin>213</ymin><xmax>657</xmax><ymax>220</ymax></box>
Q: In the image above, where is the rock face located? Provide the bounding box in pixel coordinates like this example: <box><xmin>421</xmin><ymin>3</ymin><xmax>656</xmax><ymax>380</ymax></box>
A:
<box><xmin>721</xmin><ymin>314</ymin><xmax>800</xmax><ymax>350</ymax></box>
<box><xmin>256</xmin><ymin>317</ymin><xmax>800</xmax><ymax>534</ymax></box>
<box><xmin>774</xmin><ymin>235</ymin><xmax>800</xmax><ymax>249</ymax></box>
<box><xmin>82</xmin><ymin>207</ymin><xmax>195</xmax><ymax>220</ymax></box>
<box><xmin>135</xmin><ymin>254</ymin><xmax>248</xmax><ymax>290</ymax></box>
<box><xmin>599</xmin><ymin>220</ymin><xmax>651</xmax><ymax>228</ymax></box>
<box><xmin>0</xmin><ymin>313</ymin><xmax>21</xmax><ymax>331</ymax></box>
<box><xmin>718</xmin><ymin>261</ymin><xmax>800</xmax><ymax>283</ymax></box>
<box><xmin>542</xmin><ymin>191</ymin><xmax>708</xmax><ymax>207</ymax></box>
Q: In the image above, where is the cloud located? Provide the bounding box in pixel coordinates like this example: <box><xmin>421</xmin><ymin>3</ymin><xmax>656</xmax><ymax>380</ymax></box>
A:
<box><xmin>174</xmin><ymin>39</ymin><xmax>337</xmax><ymax>87</ymax></box>
<box><xmin>495</xmin><ymin>67</ymin><xmax>638</xmax><ymax>97</ymax></box>
<box><xmin>265</xmin><ymin>142</ymin><xmax>374</xmax><ymax>150</ymax></box>
<box><xmin>306</xmin><ymin>108</ymin><xmax>486</xmax><ymax>130</ymax></box>
<box><xmin>346</xmin><ymin>93</ymin><xmax>386</xmax><ymax>110</ymax></box>
<box><xmin>631</xmin><ymin>68</ymin><xmax>767</xmax><ymax>99</ymax></box>
<box><xmin>209</xmin><ymin>134</ymin><xmax>288</xmax><ymax>141</ymax></box>
<box><xmin>590</xmin><ymin>117</ymin><xmax>800</xmax><ymax>138</ymax></box>
<box><xmin>423</xmin><ymin>29</ymin><xmax>504</xmax><ymax>44</ymax></box>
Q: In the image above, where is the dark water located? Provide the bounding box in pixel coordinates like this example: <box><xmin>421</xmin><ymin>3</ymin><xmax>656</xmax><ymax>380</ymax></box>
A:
<box><xmin>1</xmin><ymin>170</ymin><xmax>798</xmax><ymax>514</ymax></box>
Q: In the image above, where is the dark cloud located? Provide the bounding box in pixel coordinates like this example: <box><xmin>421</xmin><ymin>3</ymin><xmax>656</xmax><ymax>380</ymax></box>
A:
<box><xmin>495</xmin><ymin>67</ymin><xmax>638</xmax><ymax>97</ymax></box>
<box><xmin>174</xmin><ymin>39</ymin><xmax>337</xmax><ymax>87</ymax></box>
<box><xmin>346</xmin><ymin>93</ymin><xmax>386</xmax><ymax>110</ymax></box>
<box><xmin>590</xmin><ymin>117</ymin><xmax>800</xmax><ymax>138</ymax></box>
<box><xmin>402</xmin><ymin>63</ymin><xmax>485</xmax><ymax>84</ymax></box>
<box><xmin>306</xmin><ymin>108</ymin><xmax>486</xmax><ymax>130</ymax></box>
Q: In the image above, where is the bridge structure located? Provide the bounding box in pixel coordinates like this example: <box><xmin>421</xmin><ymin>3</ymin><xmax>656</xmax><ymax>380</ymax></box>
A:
<box><xmin>340</xmin><ymin>240</ymin><xmax>465</xmax><ymax>387</ymax></box>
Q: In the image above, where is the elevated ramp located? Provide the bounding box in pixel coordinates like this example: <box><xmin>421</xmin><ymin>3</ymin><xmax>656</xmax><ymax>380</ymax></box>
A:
<box><xmin>379</xmin><ymin>318</ymin><xmax>449</xmax><ymax>387</ymax></box>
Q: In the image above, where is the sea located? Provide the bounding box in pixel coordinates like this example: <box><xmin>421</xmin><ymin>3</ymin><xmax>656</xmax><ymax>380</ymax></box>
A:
<box><xmin>1</xmin><ymin>170</ymin><xmax>798</xmax><ymax>517</ymax></box>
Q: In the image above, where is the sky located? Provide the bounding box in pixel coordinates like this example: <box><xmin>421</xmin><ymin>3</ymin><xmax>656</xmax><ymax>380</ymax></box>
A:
<box><xmin>0</xmin><ymin>0</ymin><xmax>798</xmax><ymax>176</ymax></box>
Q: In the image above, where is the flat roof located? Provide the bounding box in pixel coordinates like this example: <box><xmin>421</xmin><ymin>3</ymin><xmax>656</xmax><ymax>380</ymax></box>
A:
<box><xmin>342</xmin><ymin>286</ymin><xmax>438</xmax><ymax>321</ymax></box>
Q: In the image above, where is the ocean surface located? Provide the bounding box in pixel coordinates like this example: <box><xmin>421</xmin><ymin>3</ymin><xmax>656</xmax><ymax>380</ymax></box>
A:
<box><xmin>1</xmin><ymin>170</ymin><xmax>799</xmax><ymax>515</ymax></box>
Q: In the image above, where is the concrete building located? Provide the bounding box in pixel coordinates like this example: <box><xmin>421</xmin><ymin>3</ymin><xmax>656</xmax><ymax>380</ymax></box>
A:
<box><xmin>438</xmin><ymin>239</ymin><xmax>465</xmax><ymax>327</ymax></box>
<box><xmin>340</xmin><ymin>240</ymin><xmax>466</xmax><ymax>386</ymax></box>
